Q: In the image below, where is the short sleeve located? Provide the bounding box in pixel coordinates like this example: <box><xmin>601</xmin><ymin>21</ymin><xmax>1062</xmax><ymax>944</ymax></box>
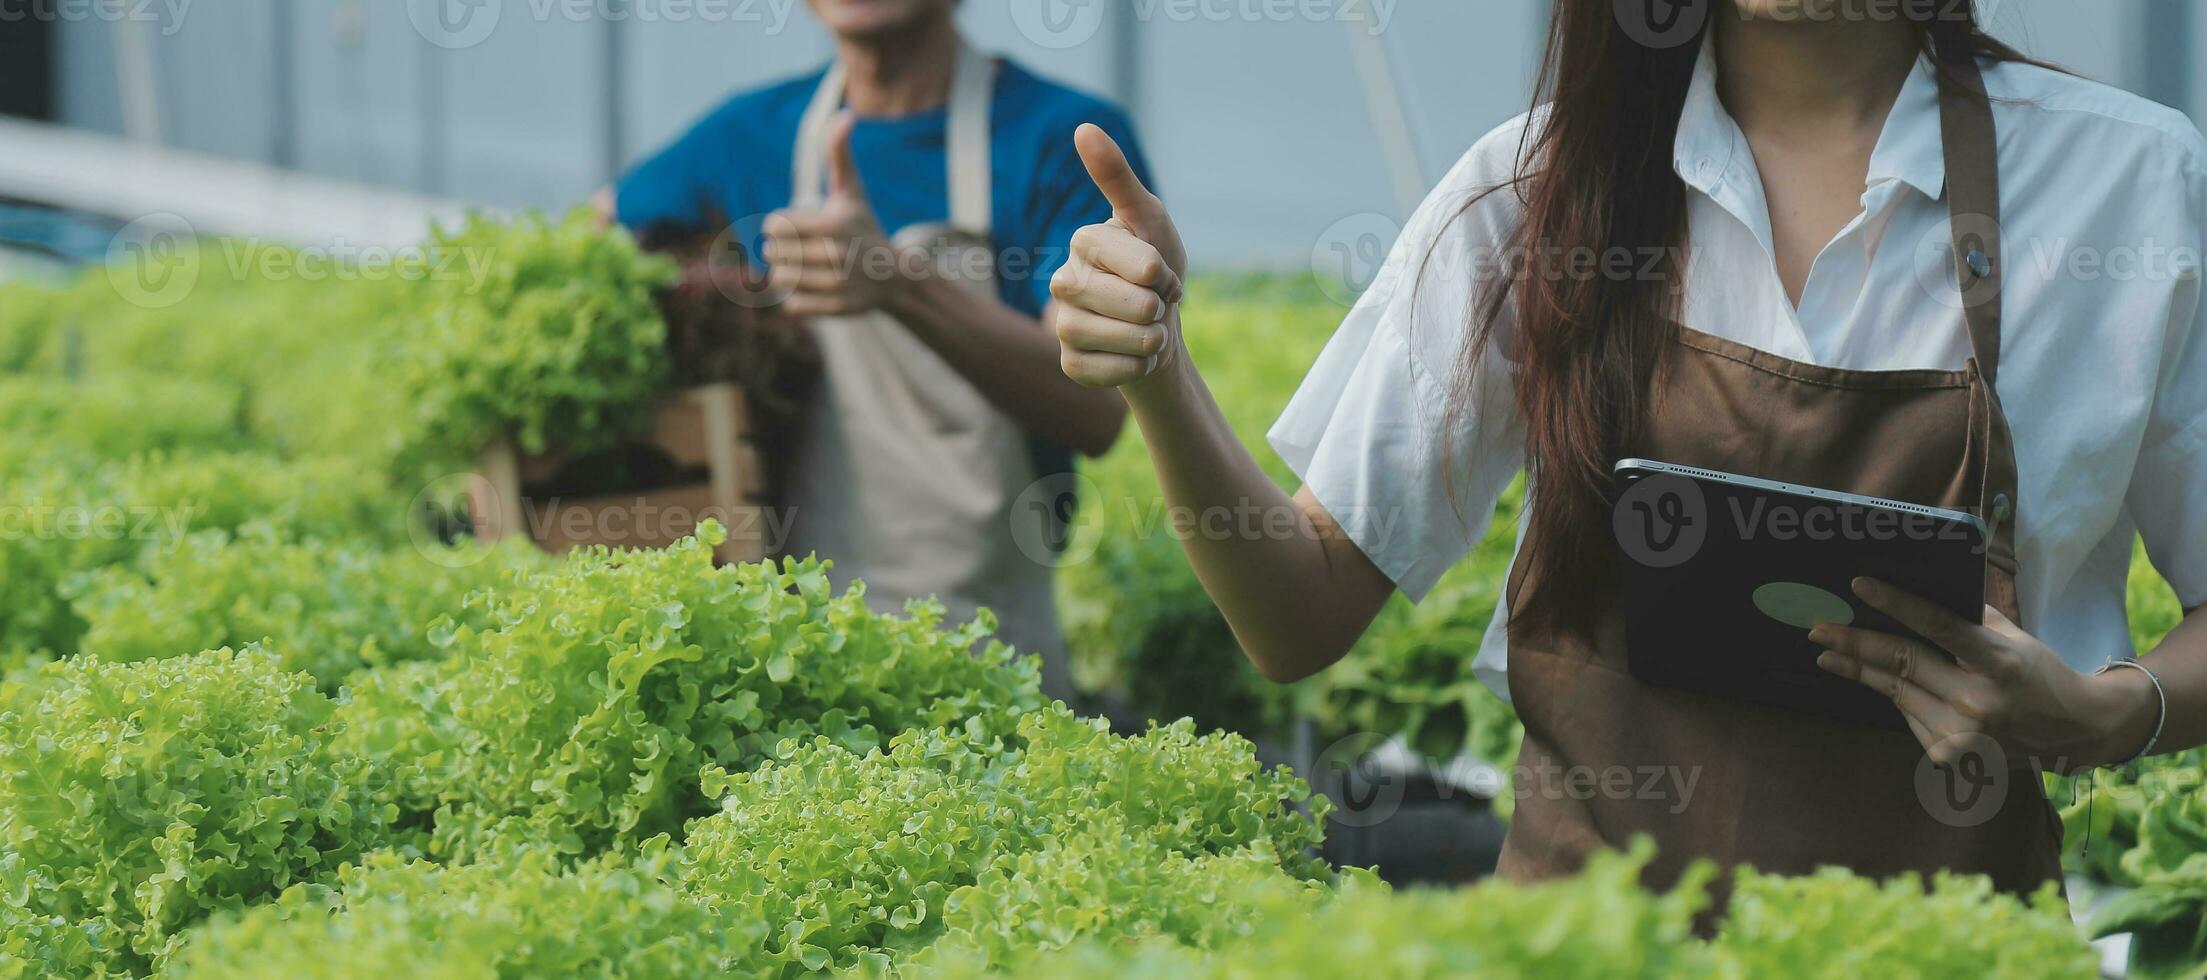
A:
<box><xmin>2129</xmin><ymin>204</ymin><xmax>2207</xmax><ymax>610</ymax></box>
<box><xmin>615</xmin><ymin>124</ymin><xmax>719</xmax><ymax>232</ymax></box>
<box><xmin>1266</xmin><ymin>118</ymin><xmax>1534</xmax><ymax>602</ymax></box>
<box><xmin>1025</xmin><ymin>105</ymin><xmax>1155</xmax><ymax>317</ymax></box>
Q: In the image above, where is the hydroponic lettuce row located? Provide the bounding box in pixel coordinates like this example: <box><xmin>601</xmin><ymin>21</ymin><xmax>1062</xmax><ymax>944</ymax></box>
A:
<box><xmin>0</xmin><ymin>451</ymin><xmax>400</xmax><ymax>671</ymax></box>
<box><xmin>350</xmin><ymin>525</ymin><xmax>1045</xmax><ymax>862</ymax></box>
<box><xmin>0</xmin><ymin>218</ymin><xmax>2143</xmax><ymax>977</ymax></box>
<box><xmin>64</xmin><ymin>529</ymin><xmax>544</xmax><ymax>690</ymax></box>
<box><xmin>907</xmin><ymin>843</ymin><xmax>2096</xmax><ymax>980</ymax></box>
<box><xmin>676</xmin><ymin>707</ymin><xmax>1330</xmax><ymax>975</ymax></box>
<box><xmin>0</xmin><ymin>649</ymin><xmax>406</xmax><ymax>977</ymax></box>
<box><xmin>164</xmin><ymin>848</ymin><xmax>733</xmax><ymax>979</ymax></box>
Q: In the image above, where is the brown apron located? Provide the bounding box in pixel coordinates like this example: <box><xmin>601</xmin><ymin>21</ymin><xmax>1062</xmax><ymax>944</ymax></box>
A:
<box><xmin>1494</xmin><ymin>53</ymin><xmax>2063</xmax><ymax>899</ymax></box>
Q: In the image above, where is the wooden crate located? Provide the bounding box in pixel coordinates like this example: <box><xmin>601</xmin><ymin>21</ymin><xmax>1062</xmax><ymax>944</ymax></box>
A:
<box><xmin>468</xmin><ymin>383</ymin><xmax>770</xmax><ymax>564</ymax></box>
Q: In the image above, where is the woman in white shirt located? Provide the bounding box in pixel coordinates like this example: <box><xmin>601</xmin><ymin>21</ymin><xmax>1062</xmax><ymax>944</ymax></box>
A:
<box><xmin>1048</xmin><ymin>1</ymin><xmax>2207</xmax><ymax>895</ymax></box>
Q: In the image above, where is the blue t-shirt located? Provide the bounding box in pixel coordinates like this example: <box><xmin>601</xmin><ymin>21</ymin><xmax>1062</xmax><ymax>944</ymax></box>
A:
<box><xmin>615</xmin><ymin>58</ymin><xmax>1154</xmax><ymax>321</ymax></box>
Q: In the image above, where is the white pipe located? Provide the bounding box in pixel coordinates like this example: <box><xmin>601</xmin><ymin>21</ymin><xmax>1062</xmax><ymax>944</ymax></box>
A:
<box><xmin>111</xmin><ymin>17</ymin><xmax>163</xmax><ymax>145</ymax></box>
<box><xmin>1343</xmin><ymin>21</ymin><xmax>1426</xmax><ymax>217</ymax></box>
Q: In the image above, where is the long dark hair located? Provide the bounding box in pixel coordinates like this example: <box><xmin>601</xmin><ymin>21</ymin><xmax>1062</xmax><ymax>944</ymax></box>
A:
<box><xmin>1468</xmin><ymin>2</ymin><xmax>2033</xmax><ymax>636</ymax></box>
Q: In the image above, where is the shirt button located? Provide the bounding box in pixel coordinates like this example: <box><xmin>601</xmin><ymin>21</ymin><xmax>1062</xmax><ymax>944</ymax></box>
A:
<box><xmin>1965</xmin><ymin>249</ymin><xmax>1993</xmax><ymax>279</ymax></box>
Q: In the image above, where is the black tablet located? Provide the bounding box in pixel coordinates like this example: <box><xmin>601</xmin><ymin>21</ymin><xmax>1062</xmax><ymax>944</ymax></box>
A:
<box><xmin>1610</xmin><ymin>458</ymin><xmax>1989</xmax><ymax>731</ymax></box>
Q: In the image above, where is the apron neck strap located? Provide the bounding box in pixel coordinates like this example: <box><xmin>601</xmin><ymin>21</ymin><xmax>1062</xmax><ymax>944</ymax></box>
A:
<box><xmin>792</xmin><ymin>42</ymin><xmax>996</xmax><ymax>232</ymax></box>
<box><xmin>1931</xmin><ymin>37</ymin><xmax>2021</xmax><ymax>539</ymax></box>
<box><xmin>1933</xmin><ymin>44</ymin><xmax>2005</xmax><ymax>386</ymax></box>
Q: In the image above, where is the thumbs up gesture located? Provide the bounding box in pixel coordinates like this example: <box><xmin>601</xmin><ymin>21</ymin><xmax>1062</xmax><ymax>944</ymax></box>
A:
<box><xmin>764</xmin><ymin>113</ymin><xmax>901</xmax><ymax>317</ymax></box>
<box><xmin>1051</xmin><ymin>124</ymin><xmax>1188</xmax><ymax>389</ymax></box>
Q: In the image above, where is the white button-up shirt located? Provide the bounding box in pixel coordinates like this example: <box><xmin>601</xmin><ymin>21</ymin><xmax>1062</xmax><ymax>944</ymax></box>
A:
<box><xmin>1269</xmin><ymin>45</ymin><xmax>2207</xmax><ymax>700</ymax></box>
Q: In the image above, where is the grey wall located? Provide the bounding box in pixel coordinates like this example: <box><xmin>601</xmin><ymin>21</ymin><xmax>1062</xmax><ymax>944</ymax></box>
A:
<box><xmin>44</xmin><ymin>1</ymin><xmax>2199</xmax><ymax>269</ymax></box>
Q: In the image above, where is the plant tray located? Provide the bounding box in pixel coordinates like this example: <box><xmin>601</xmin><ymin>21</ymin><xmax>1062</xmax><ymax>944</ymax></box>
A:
<box><xmin>468</xmin><ymin>383</ymin><xmax>769</xmax><ymax>564</ymax></box>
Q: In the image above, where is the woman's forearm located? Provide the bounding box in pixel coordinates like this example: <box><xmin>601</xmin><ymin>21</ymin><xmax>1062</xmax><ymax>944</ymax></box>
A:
<box><xmin>1054</xmin><ymin>123</ymin><xmax>1394</xmax><ymax>683</ymax></box>
<box><xmin>2139</xmin><ymin>606</ymin><xmax>2207</xmax><ymax>755</ymax></box>
<box><xmin>1122</xmin><ymin>339</ymin><xmax>1394</xmax><ymax>683</ymax></box>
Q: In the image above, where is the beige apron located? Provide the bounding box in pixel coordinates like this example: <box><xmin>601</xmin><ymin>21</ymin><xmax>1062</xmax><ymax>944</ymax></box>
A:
<box><xmin>1496</xmin><ymin>50</ymin><xmax>2063</xmax><ymax>907</ymax></box>
<box><xmin>782</xmin><ymin>45</ymin><xmax>1069</xmax><ymax>698</ymax></box>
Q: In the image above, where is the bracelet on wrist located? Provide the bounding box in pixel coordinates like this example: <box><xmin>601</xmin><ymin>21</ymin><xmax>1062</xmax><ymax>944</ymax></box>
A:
<box><xmin>2093</xmin><ymin>657</ymin><xmax>2167</xmax><ymax>768</ymax></box>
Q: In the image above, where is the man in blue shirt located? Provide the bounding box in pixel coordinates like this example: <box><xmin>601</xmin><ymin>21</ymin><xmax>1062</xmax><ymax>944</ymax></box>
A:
<box><xmin>602</xmin><ymin>0</ymin><xmax>1155</xmax><ymax>699</ymax></box>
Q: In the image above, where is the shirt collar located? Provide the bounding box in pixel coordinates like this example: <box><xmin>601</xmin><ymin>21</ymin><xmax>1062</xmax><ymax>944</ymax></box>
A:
<box><xmin>1673</xmin><ymin>31</ymin><xmax>1745</xmax><ymax>196</ymax></box>
<box><xmin>1864</xmin><ymin>56</ymin><xmax>1946</xmax><ymax>200</ymax></box>
<box><xmin>1672</xmin><ymin>33</ymin><xmax>1949</xmax><ymax>201</ymax></box>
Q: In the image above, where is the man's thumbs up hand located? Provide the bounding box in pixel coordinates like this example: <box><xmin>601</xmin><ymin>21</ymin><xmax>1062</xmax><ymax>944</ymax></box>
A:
<box><xmin>824</xmin><ymin>112</ymin><xmax>870</xmax><ymax>208</ymax></box>
<box><xmin>765</xmin><ymin>112</ymin><xmax>899</xmax><ymax>318</ymax></box>
<box><xmin>1052</xmin><ymin>124</ymin><xmax>1188</xmax><ymax>390</ymax></box>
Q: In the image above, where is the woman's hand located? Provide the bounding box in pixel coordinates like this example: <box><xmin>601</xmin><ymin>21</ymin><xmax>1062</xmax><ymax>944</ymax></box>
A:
<box><xmin>1051</xmin><ymin>124</ymin><xmax>1188</xmax><ymax>392</ymax></box>
<box><xmin>1810</xmin><ymin>578</ymin><xmax>2160</xmax><ymax>774</ymax></box>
